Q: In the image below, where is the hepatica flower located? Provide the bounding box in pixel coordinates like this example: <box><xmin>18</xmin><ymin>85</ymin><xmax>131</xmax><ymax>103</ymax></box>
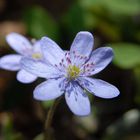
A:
<box><xmin>0</xmin><ymin>32</ymin><xmax>43</xmax><ymax>83</ymax></box>
<box><xmin>21</xmin><ymin>31</ymin><xmax>120</xmax><ymax>116</ymax></box>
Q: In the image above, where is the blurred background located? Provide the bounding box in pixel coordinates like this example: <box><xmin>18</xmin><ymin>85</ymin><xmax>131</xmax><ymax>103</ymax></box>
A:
<box><xmin>0</xmin><ymin>0</ymin><xmax>140</xmax><ymax>140</ymax></box>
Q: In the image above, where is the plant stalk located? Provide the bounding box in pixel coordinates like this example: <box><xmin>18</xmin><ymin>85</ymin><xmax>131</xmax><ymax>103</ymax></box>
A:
<box><xmin>44</xmin><ymin>97</ymin><xmax>61</xmax><ymax>140</ymax></box>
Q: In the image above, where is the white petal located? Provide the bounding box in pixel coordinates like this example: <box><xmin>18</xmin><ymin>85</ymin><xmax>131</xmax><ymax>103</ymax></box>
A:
<box><xmin>33</xmin><ymin>78</ymin><xmax>65</xmax><ymax>101</ymax></box>
<box><xmin>78</xmin><ymin>77</ymin><xmax>120</xmax><ymax>99</ymax></box>
<box><xmin>0</xmin><ymin>54</ymin><xmax>21</xmax><ymax>71</ymax></box>
<box><xmin>6</xmin><ymin>32</ymin><xmax>32</xmax><ymax>55</ymax></box>
<box><xmin>21</xmin><ymin>57</ymin><xmax>63</xmax><ymax>79</ymax></box>
<box><xmin>65</xmin><ymin>82</ymin><xmax>90</xmax><ymax>116</ymax></box>
<box><xmin>41</xmin><ymin>37</ymin><xmax>66</xmax><ymax>66</ymax></box>
<box><xmin>17</xmin><ymin>69</ymin><xmax>37</xmax><ymax>83</ymax></box>
<box><xmin>70</xmin><ymin>31</ymin><xmax>94</xmax><ymax>66</ymax></box>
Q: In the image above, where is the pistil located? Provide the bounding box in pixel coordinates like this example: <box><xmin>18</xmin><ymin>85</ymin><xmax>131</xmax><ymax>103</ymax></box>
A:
<box><xmin>67</xmin><ymin>65</ymin><xmax>80</xmax><ymax>80</ymax></box>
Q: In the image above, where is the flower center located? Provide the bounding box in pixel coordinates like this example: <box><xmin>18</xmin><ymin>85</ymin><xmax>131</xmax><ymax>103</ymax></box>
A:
<box><xmin>32</xmin><ymin>53</ymin><xmax>42</xmax><ymax>59</ymax></box>
<box><xmin>67</xmin><ymin>65</ymin><xmax>80</xmax><ymax>80</ymax></box>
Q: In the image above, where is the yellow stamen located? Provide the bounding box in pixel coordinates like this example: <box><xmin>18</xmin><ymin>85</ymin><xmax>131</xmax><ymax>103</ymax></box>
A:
<box><xmin>67</xmin><ymin>65</ymin><xmax>80</xmax><ymax>80</ymax></box>
<box><xmin>32</xmin><ymin>53</ymin><xmax>42</xmax><ymax>59</ymax></box>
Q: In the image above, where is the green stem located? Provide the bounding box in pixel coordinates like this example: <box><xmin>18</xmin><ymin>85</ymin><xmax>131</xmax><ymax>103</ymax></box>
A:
<box><xmin>44</xmin><ymin>97</ymin><xmax>61</xmax><ymax>140</ymax></box>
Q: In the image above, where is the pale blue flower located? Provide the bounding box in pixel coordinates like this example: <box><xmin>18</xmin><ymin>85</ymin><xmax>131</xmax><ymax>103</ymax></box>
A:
<box><xmin>0</xmin><ymin>32</ymin><xmax>43</xmax><ymax>83</ymax></box>
<box><xmin>21</xmin><ymin>31</ymin><xmax>120</xmax><ymax>116</ymax></box>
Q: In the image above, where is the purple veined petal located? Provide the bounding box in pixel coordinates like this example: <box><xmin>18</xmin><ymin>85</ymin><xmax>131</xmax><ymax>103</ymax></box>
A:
<box><xmin>70</xmin><ymin>31</ymin><xmax>94</xmax><ymax>66</ymax></box>
<box><xmin>40</xmin><ymin>37</ymin><xmax>67</xmax><ymax>66</ymax></box>
<box><xmin>6</xmin><ymin>32</ymin><xmax>32</xmax><ymax>55</ymax></box>
<box><xmin>0</xmin><ymin>54</ymin><xmax>22</xmax><ymax>71</ymax></box>
<box><xmin>65</xmin><ymin>82</ymin><xmax>90</xmax><ymax>116</ymax></box>
<box><xmin>17</xmin><ymin>69</ymin><xmax>37</xmax><ymax>83</ymax></box>
<box><xmin>83</xmin><ymin>47</ymin><xmax>113</xmax><ymax>76</ymax></box>
<box><xmin>21</xmin><ymin>57</ymin><xmax>63</xmax><ymax>79</ymax></box>
<box><xmin>78</xmin><ymin>77</ymin><xmax>120</xmax><ymax>99</ymax></box>
<box><xmin>33</xmin><ymin>77</ymin><xmax>65</xmax><ymax>101</ymax></box>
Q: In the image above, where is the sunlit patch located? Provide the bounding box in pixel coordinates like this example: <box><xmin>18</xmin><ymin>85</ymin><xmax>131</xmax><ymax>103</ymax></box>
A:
<box><xmin>67</xmin><ymin>65</ymin><xmax>80</xmax><ymax>80</ymax></box>
<box><xmin>32</xmin><ymin>53</ymin><xmax>42</xmax><ymax>59</ymax></box>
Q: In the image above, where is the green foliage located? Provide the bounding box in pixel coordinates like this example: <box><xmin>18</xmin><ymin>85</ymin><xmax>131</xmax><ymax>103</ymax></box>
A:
<box><xmin>112</xmin><ymin>43</ymin><xmax>140</xmax><ymax>69</ymax></box>
<box><xmin>79</xmin><ymin>0</ymin><xmax>140</xmax><ymax>16</ymax></box>
<box><xmin>62</xmin><ymin>3</ymin><xmax>85</xmax><ymax>38</ymax></box>
<box><xmin>23</xmin><ymin>6</ymin><xmax>59</xmax><ymax>40</ymax></box>
<box><xmin>103</xmin><ymin>0</ymin><xmax>140</xmax><ymax>16</ymax></box>
<box><xmin>1</xmin><ymin>113</ymin><xmax>23</xmax><ymax>140</ymax></box>
<box><xmin>78</xmin><ymin>0</ymin><xmax>140</xmax><ymax>42</ymax></box>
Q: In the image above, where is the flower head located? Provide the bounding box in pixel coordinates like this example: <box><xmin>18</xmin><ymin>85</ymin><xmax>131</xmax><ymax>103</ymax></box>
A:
<box><xmin>0</xmin><ymin>32</ymin><xmax>43</xmax><ymax>83</ymax></box>
<box><xmin>21</xmin><ymin>31</ymin><xmax>120</xmax><ymax>116</ymax></box>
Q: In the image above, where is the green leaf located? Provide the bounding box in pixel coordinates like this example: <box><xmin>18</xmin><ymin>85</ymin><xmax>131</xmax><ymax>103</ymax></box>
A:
<box><xmin>111</xmin><ymin>43</ymin><xmax>140</xmax><ymax>69</ymax></box>
<box><xmin>103</xmin><ymin>0</ymin><xmax>140</xmax><ymax>16</ymax></box>
<box><xmin>23</xmin><ymin>6</ymin><xmax>59</xmax><ymax>40</ymax></box>
<box><xmin>83</xmin><ymin>10</ymin><xmax>98</xmax><ymax>29</ymax></box>
<box><xmin>98</xmin><ymin>22</ymin><xmax>121</xmax><ymax>41</ymax></box>
<box><xmin>62</xmin><ymin>3</ymin><xmax>85</xmax><ymax>37</ymax></box>
<box><xmin>79</xmin><ymin>0</ymin><xmax>102</xmax><ymax>10</ymax></box>
<box><xmin>80</xmin><ymin>0</ymin><xmax>140</xmax><ymax>16</ymax></box>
